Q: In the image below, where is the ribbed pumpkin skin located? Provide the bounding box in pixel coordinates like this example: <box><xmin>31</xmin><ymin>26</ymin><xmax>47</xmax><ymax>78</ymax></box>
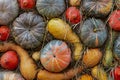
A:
<box><xmin>36</xmin><ymin>0</ymin><xmax>66</xmax><ymax>18</ymax></box>
<box><xmin>0</xmin><ymin>0</ymin><xmax>19</xmax><ymax>25</ymax></box>
<box><xmin>80</xmin><ymin>18</ymin><xmax>107</xmax><ymax>48</ymax></box>
<box><xmin>82</xmin><ymin>0</ymin><xmax>113</xmax><ymax>17</ymax></box>
<box><xmin>113</xmin><ymin>36</ymin><xmax>120</xmax><ymax>59</ymax></box>
<box><xmin>40</xmin><ymin>40</ymin><xmax>71</xmax><ymax>72</ymax></box>
<box><xmin>12</xmin><ymin>12</ymin><xmax>45</xmax><ymax>49</ymax></box>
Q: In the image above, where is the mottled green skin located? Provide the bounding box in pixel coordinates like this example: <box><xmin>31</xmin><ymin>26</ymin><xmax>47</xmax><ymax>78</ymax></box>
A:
<box><xmin>82</xmin><ymin>0</ymin><xmax>113</xmax><ymax>18</ymax></box>
<box><xmin>0</xmin><ymin>0</ymin><xmax>19</xmax><ymax>25</ymax></box>
<box><xmin>113</xmin><ymin>35</ymin><xmax>120</xmax><ymax>59</ymax></box>
<box><xmin>12</xmin><ymin>12</ymin><xmax>45</xmax><ymax>49</ymax></box>
<box><xmin>36</xmin><ymin>0</ymin><xmax>66</xmax><ymax>18</ymax></box>
<box><xmin>79</xmin><ymin>18</ymin><xmax>107</xmax><ymax>48</ymax></box>
<box><xmin>116</xmin><ymin>0</ymin><xmax>120</xmax><ymax>9</ymax></box>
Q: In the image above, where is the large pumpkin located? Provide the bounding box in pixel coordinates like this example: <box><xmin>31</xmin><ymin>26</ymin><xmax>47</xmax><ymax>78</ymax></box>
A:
<box><xmin>82</xmin><ymin>0</ymin><xmax>113</xmax><ymax>17</ymax></box>
<box><xmin>36</xmin><ymin>0</ymin><xmax>66</xmax><ymax>18</ymax></box>
<box><xmin>79</xmin><ymin>18</ymin><xmax>107</xmax><ymax>48</ymax></box>
<box><xmin>0</xmin><ymin>0</ymin><xmax>19</xmax><ymax>25</ymax></box>
<box><xmin>40</xmin><ymin>40</ymin><xmax>71</xmax><ymax>72</ymax></box>
<box><xmin>113</xmin><ymin>35</ymin><xmax>120</xmax><ymax>59</ymax></box>
<box><xmin>12</xmin><ymin>12</ymin><xmax>45</xmax><ymax>49</ymax></box>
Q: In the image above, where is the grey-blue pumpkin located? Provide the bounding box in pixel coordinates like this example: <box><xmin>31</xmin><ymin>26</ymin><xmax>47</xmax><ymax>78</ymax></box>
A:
<box><xmin>36</xmin><ymin>0</ymin><xmax>66</xmax><ymax>18</ymax></box>
<box><xmin>79</xmin><ymin>18</ymin><xmax>107</xmax><ymax>48</ymax></box>
<box><xmin>12</xmin><ymin>12</ymin><xmax>45</xmax><ymax>49</ymax></box>
<box><xmin>0</xmin><ymin>0</ymin><xmax>19</xmax><ymax>25</ymax></box>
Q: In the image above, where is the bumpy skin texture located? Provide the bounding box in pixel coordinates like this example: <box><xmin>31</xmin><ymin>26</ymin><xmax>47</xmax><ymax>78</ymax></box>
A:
<box><xmin>36</xmin><ymin>0</ymin><xmax>66</xmax><ymax>18</ymax></box>
<box><xmin>40</xmin><ymin>40</ymin><xmax>71</xmax><ymax>72</ymax></box>
<box><xmin>80</xmin><ymin>18</ymin><xmax>107</xmax><ymax>48</ymax></box>
<box><xmin>113</xmin><ymin>35</ymin><xmax>120</xmax><ymax>59</ymax></box>
<box><xmin>12</xmin><ymin>12</ymin><xmax>45</xmax><ymax>49</ymax></box>
<box><xmin>0</xmin><ymin>0</ymin><xmax>19</xmax><ymax>25</ymax></box>
<box><xmin>82</xmin><ymin>0</ymin><xmax>113</xmax><ymax>17</ymax></box>
<box><xmin>0</xmin><ymin>71</ymin><xmax>25</xmax><ymax>80</ymax></box>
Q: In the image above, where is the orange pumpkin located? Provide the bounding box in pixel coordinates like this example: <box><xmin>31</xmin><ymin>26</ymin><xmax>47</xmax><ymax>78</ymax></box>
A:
<box><xmin>40</xmin><ymin>40</ymin><xmax>71</xmax><ymax>72</ymax></box>
<box><xmin>77</xmin><ymin>74</ymin><xmax>94</xmax><ymax>80</ymax></box>
<box><xmin>82</xmin><ymin>49</ymin><xmax>102</xmax><ymax>68</ymax></box>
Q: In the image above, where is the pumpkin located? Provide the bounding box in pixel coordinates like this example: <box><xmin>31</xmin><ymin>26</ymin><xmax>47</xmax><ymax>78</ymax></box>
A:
<box><xmin>36</xmin><ymin>0</ymin><xmax>66</xmax><ymax>18</ymax></box>
<box><xmin>77</xmin><ymin>74</ymin><xmax>93</xmax><ymax>80</ymax></box>
<box><xmin>82</xmin><ymin>0</ymin><xmax>113</xmax><ymax>18</ymax></box>
<box><xmin>12</xmin><ymin>12</ymin><xmax>45</xmax><ymax>49</ymax></box>
<box><xmin>69</xmin><ymin>0</ymin><xmax>81</xmax><ymax>6</ymax></box>
<box><xmin>79</xmin><ymin>18</ymin><xmax>107</xmax><ymax>48</ymax></box>
<box><xmin>40</xmin><ymin>40</ymin><xmax>71</xmax><ymax>72</ymax></box>
<box><xmin>109</xmin><ymin>10</ymin><xmax>120</xmax><ymax>31</ymax></box>
<box><xmin>115</xmin><ymin>0</ymin><xmax>120</xmax><ymax>9</ymax></box>
<box><xmin>82</xmin><ymin>49</ymin><xmax>102</xmax><ymax>68</ymax></box>
<box><xmin>18</xmin><ymin>0</ymin><xmax>35</xmax><ymax>10</ymax></box>
<box><xmin>0</xmin><ymin>0</ymin><xmax>19</xmax><ymax>25</ymax></box>
<box><xmin>113</xmin><ymin>35</ymin><xmax>120</xmax><ymax>60</ymax></box>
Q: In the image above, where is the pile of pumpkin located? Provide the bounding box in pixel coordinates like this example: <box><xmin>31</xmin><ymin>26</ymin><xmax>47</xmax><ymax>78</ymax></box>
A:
<box><xmin>1</xmin><ymin>0</ymin><xmax>120</xmax><ymax>80</ymax></box>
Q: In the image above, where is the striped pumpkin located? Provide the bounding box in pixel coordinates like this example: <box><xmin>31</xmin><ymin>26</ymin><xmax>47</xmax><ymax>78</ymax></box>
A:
<box><xmin>82</xmin><ymin>0</ymin><xmax>113</xmax><ymax>18</ymax></box>
<box><xmin>79</xmin><ymin>18</ymin><xmax>107</xmax><ymax>48</ymax></box>
<box><xmin>40</xmin><ymin>40</ymin><xmax>71</xmax><ymax>72</ymax></box>
<box><xmin>12</xmin><ymin>12</ymin><xmax>45</xmax><ymax>49</ymax></box>
<box><xmin>0</xmin><ymin>0</ymin><xmax>19</xmax><ymax>25</ymax></box>
<box><xmin>36</xmin><ymin>0</ymin><xmax>66</xmax><ymax>18</ymax></box>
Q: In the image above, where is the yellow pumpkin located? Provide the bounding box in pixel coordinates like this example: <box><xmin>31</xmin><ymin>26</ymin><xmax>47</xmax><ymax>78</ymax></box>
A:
<box><xmin>82</xmin><ymin>49</ymin><xmax>102</xmax><ymax>68</ymax></box>
<box><xmin>77</xmin><ymin>74</ymin><xmax>94</xmax><ymax>80</ymax></box>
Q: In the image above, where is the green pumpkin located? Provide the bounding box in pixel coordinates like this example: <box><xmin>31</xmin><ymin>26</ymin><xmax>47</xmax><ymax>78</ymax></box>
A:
<box><xmin>113</xmin><ymin>36</ymin><xmax>120</xmax><ymax>59</ymax></box>
<box><xmin>0</xmin><ymin>0</ymin><xmax>19</xmax><ymax>25</ymax></box>
<box><xmin>36</xmin><ymin>0</ymin><xmax>66</xmax><ymax>18</ymax></box>
<box><xmin>79</xmin><ymin>18</ymin><xmax>107</xmax><ymax>48</ymax></box>
<box><xmin>12</xmin><ymin>12</ymin><xmax>45</xmax><ymax>49</ymax></box>
<box><xmin>82</xmin><ymin>0</ymin><xmax>113</xmax><ymax>18</ymax></box>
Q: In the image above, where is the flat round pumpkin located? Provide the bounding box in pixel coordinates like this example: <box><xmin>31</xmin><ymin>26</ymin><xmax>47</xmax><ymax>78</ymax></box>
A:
<box><xmin>80</xmin><ymin>18</ymin><xmax>107</xmax><ymax>48</ymax></box>
<box><xmin>40</xmin><ymin>40</ymin><xmax>71</xmax><ymax>72</ymax></box>
<box><xmin>12</xmin><ymin>12</ymin><xmax>45</xmax><ymax>49</ymax></box>
<box><xmin>0</xmin><ymin>0</ymin><xmax>19</xmax><ymax>25</ymax></box>
<box><xmin>36</xmin><ymin>0</ymin><xmax>66</xmax><ymax>18</ymax></box>
<box><xmin>82</xmin><ymin>0</ymin><xmax>113</xmax><ymax>18</ymax></box>
<box><xmin>113</xmin><ymin>35</ymin><xmax>120</xmax><ymax>59</ymax></box>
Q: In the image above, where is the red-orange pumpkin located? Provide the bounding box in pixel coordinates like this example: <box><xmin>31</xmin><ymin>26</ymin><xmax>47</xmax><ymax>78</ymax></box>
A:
<box><xmin>40</xmin><ymin>40</ymin><xmax>71</xmax><ymax>72</ymax></box>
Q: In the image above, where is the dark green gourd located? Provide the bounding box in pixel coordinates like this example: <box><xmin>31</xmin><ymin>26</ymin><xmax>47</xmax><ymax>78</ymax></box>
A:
<box><xmin>36</xmin><ymin>0</ymin><xmax>66</xmax><ymax>18</ymax></box>
<box><xmin>0</xmin><ymin>0</ymin><xmax>19</xmax><ymax>25</ymax></box>
<box><xmin>79</xmin><ymin>18</ymin><xmax>107</xmax><ymax>48</ymax></box>
<box><xmin>12</xmin><ymin>12</ymin><xmax>45</xmax><ymax>49</ymax></box>
<box><xmin>82</xmin><ymin>0</ymin><xmax>113</xmax><ymax>18</ymax></box>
